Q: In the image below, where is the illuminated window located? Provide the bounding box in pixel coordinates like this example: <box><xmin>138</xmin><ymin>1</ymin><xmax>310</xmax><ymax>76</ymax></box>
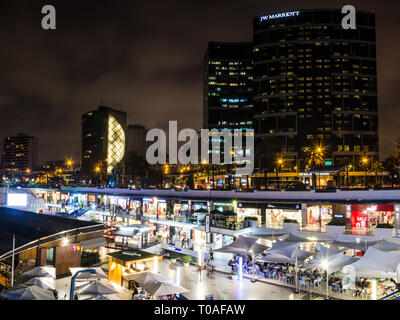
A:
<box><xmin>107</xmin><ymin>115</ymin><xmax>125</xmax><ymax>175</ymax></box>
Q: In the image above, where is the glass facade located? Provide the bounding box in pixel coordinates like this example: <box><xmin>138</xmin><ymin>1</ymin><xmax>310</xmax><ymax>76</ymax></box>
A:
<box><xmin>107</xmin><ymin>114</ymin><xmax>126</xmax><ymax>175</ymax></box>
<box><xmin>253</xmin><ymin>10</ymin><xmax>379</xmax><ymax>171</ymax></box>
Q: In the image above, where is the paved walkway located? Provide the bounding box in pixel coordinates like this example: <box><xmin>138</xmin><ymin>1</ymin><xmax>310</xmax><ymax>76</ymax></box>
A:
<box><xmin>149</xmin><ymin>260</ymin><xmax>299</xmax><ymax>300</ymax></box>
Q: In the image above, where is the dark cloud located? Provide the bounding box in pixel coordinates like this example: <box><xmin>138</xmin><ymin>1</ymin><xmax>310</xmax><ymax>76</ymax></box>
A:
<box><xmin>0</xmin><ymin>0</ymin><xmax>399</xmax><ymax>165</ymax></box>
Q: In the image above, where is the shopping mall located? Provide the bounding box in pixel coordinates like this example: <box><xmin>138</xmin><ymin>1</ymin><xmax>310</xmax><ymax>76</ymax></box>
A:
<box><xmin>10</xmin><ymin>187</ymin><xmax>398</xmax><ymax>253</ymax></box>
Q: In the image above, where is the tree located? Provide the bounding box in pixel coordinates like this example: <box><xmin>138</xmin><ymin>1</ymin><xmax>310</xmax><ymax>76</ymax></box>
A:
<box><xmin>304</xmin><ymin>141</ymin><xmax>328</xmax><ymax>169</ymax></box>
<box><xmin>369</xmin><ymin>161</ymin><xmax>384</xmax><ymax>187</ymax></box>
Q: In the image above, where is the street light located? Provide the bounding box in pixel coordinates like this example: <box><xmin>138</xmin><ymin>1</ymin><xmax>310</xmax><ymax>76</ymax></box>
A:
<box><xmin>362</xmin><ymin>157</ymin><xmax>369</xmax><ymax>187</ymax></box>
<box><xmin>276</xmin><ymin>158</ymin><xmax>283</xmax><ymax>190</ymax></box>
<box><xmin>321</xmin><ymin>259</ymin><xmax>330</xmax><ymax>300</ymax></box>
<box><xmin>250</xmin><ymin>249</ymin><xmax>256</xmax><ymax>283</ymax></box>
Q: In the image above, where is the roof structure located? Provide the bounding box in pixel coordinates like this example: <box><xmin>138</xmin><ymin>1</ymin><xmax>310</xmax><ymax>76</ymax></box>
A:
<box><xmin>61</xmin><ymin>186</ymin><xmax>400</xmax><ymax>204</ymax></box>
<box><xmin>107</xmin><ymin>249</ymin><xmax>158</xmax><ymax>263</ymax></box>
<box><xmin>0</xmin><ymin>208</ymin><xmax>103</xmax><ymax>259</ymax></box>
<box><xmin>342</xmin><ymin>247</ymin><xmax>400</xmax><ymax>280</ymax></box>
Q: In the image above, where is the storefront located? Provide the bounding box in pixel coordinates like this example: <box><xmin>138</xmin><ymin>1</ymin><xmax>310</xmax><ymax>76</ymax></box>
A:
<box><xmin>351</xmin><ymin>205</ymin><xmax>394</xmax><ymax>230</ymax></box>
<box><xmin>307</xmin><ymin>205</ymin><xmax>333</xmax><ymax>229</ymax></box>
<box><xmin>192</xmin><ymin>229</ymin><xmax>207</xmax><ymax>252</ymax></box>
<box><xmin>265</xmin><ymin>203</ymin><xmax>302</xmax><ymax>227</ymax></box>
<box><xmin>237</xmin><ymin>202</ymin><xmax>262</xmax><ymax>226</ymax></box>
<box><xmin>113</xmin><ymin>224</ymin><xmax>156</xmax><ymax>249</ymax></box>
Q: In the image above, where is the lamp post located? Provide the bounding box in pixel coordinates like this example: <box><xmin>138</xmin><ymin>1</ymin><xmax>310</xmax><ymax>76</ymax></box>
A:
<box><xmin>250</xmin><ymin>249</ymin><xmax>256</xmax><ymax>283</ymax></box>
<box><xmin>321</xmin><ymin>259</ymin><xmax>329</xmax><ymax>300</ymax></box>
<box><xmin>294</xmin><ymin>257</ymin><xmax>299</xmax><ymax>293</ymax></box>
<box><xmin>276</xmin><ymin>158</ymin><xmax>283</xmax><ymax>190</ymax></box>
<box><xmin>362</xmin><ymin>157</ymin><xmax>368</xmax><ymax>188</ymax></box>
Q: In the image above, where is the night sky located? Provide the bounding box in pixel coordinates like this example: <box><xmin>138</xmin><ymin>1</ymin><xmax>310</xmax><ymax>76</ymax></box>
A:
<box><xmin>0</xmin><ymin>0</ymin><xmax>399</xmax><ymax>165</ymax></box>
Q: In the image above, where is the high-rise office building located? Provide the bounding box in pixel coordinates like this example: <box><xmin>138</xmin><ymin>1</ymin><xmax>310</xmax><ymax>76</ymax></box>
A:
<box><xmin>1</xmin><ymin>133</ymin><xmax>38</xmax><ymax>171</ymax></box>
<box><xmin>203</xmin><ymin>42</ymin><xmax>254</xmax><ymax>131</ymax></box>
<box><xmin>252</xmin><ymin>9</ymin><xmax>379</xmax><ymax>171</ymax></box>
<box><xmin>81</xmin><ymin>106</ymin><xmax>127</xmax><ymax>177</ymax></box>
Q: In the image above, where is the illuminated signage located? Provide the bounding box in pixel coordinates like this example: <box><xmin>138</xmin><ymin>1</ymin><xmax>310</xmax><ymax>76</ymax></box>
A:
<box><xmin>260</xmin><ymin>11</ymin><xmax>300</xmax><ymax>22</ymax></box>
<box><xmin>7</xmin><ymin>193</ymin><xmax>27</xmax><ymax>207</ymax></box>
<box><xmin>334</xmin><ymin>214</ymin><xmax>344</xmax><ymax>218</ymax></box>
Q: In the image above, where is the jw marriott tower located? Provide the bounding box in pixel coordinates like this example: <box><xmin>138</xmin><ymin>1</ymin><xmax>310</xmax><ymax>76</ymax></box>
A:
<box><xmin>252</xmin><ymin>9</ymin><xmax>378</xmax><ymax>171</ymax></box>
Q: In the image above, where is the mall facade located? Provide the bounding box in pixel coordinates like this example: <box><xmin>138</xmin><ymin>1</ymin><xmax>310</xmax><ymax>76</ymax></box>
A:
<box><xmin>26</xmin><ymin>187</ymin><xmax>400</xmax><ymax>253</ymax></box>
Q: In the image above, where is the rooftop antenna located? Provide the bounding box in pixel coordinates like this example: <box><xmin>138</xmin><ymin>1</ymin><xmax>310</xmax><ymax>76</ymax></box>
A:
<box><xmin>100</xmin><ymin>98</ymin><xmax>104</xmax><ymax>106</ymax></box>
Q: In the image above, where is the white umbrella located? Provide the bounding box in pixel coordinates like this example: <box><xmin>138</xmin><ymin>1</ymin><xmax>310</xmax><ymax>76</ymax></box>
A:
<box><xmin>78</xmin><ymin>281</ymin><xmax>118</xmax><ymax>295</ymax></box>
<box><xmin>22</xmin><ymin>266</ymin><xmax>56</xmax><ymax>278</ymax></box>
<box><xmin>69</xmin><ymin>267</ymin><xmax>108</xmax><ymax>281</ymax></box>
<box><xmin>142</xmin><ymin>281</ymin><xmax>189</xmax><ymax>297</ymax></box>
<box><xmin>0</xmin><ymin>285</ymin><xmax>55</xmax><ymax>300</ymax></box>
<box><xmin>82</xmin><ymin>294</ymin><xmax>120</xmax><ymax>300</ymax></box>
<box><xmin>123</xmin><ymin>271</ymin><xmax>169</xmax><ymax>285</ymax></box>
<box><xmin>24</xmin><ymin>277</ymin><xmax>55</xmax><ymax>290</ymax></box>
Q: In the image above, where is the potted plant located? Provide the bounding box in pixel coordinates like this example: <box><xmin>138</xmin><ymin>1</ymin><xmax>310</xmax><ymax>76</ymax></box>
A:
<box><xmin>183</xmin><ymin>255</ymin><xmax>192</xmax><ymax>267</ymax></box>
<box><xmin>156</xmin><ymin>234</ymin><xmax>163</xmax><ymax>242</ymax></box>
<box><xmin>244</xmin><ymin>216</ymin><xmax>258</xmax><ymax>228</ymax></box>
<box><xmin>231</xmin><ymin>271</ymin><xmax>238</xmax><ymax>280</ymax></box>
<box><xmin>169</xmin><ymin>252</ymin><xmax>179</xmax><ymax>263</ymax></box>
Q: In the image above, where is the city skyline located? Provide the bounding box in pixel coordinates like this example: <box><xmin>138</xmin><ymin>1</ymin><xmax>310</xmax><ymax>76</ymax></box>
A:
<box><xmin>0</xmin><ymin>1</ymin><xmax>399</xmax><ymax>165</ymax></box>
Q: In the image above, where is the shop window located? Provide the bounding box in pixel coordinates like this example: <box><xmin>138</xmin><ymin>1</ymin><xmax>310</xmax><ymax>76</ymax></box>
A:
<box><xmin>47</xmin><ymin>248</ymin><xmax>54</xmax><ymax>261</ymax></box>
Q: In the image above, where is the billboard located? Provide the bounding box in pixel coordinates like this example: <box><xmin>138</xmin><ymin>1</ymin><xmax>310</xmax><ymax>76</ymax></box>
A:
<box><xmin>7</xmin><ymin>193</ymin><xmax>28</xmax><ymax>207</ymax></box>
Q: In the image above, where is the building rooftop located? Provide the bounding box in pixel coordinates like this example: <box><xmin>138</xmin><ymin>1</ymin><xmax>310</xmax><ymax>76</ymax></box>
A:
<box><xmin>0</xmin><ymin>208</ymin><xmax>103</xmax><ymax>259</ymax></box>
<box><xmin>107</xmin><ymin>249</ymin><xmax>157</xmax><ymax>263</ymax></box>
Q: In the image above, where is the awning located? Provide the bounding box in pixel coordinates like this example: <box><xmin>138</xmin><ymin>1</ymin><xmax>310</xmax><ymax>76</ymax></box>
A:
<box><xmin>81</xmin><ymin>237</ymin><xmax>106</xmax><ymax>251</ymax></box>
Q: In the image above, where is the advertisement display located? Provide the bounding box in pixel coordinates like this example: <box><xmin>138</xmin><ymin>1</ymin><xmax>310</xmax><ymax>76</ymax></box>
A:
<box><xmin>7</xmin><ymin>193</ymin><xmax>28</xmax><ymax>207</ymax></box>
<box><xmin>351</xmin><ymin>205</ymin><xmax>394</xmax><ymax>229</ymax></box>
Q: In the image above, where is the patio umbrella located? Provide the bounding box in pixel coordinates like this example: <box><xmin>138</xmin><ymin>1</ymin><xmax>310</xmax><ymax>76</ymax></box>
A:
<box><xmin>69</xmin><ymin>267</ymin><xmax>108</xmax><ymax>281</ymax></box>
<box><xmin>24</xmin><ymin>277</ymin><xmax>55</xmax><ymax>290</ymax></box>
<box><xmin>214</xmin><ymin>235</ymin><xmax>267</xmax><ymax>257</ymax></box>
<box><xmin>0</xmin><ymin>285</ymin><xmax>55</xmax><ymax>300</ymax></box>
<box><xmin>259</xmin><ymin>239</ymin><xmax>313</xmax><ymax>264</ymax></box>
<box><xmin>86</xmin><ymin>295</ymin><xmax>112</xmax><ymax>300</ymax></box>
<box><xmin>123</xmin><ymin>271</ymin><xmax>169</xmax><ymax>285</ymax></box>
<box><xmin>331</xmin><ymin>240</ymin><xmax>381</xmax><ymax>252</ymax></box>
<box><xmin>78</xmin><ymin>281</ymin><xmax>118</xmax><ymax>295</ymax></box>
<box><xmin>22</xmin><ymin>266</ymin><xmax>56</xmax><ymax>278</ymax></box>
<box><xmin>280</xmin><ymin>233</ymin><xmax>331</xmax><ymax>243</ymax></box>
<box><xmin>82</xmin><ymin>294</ymin><xmax>120</xmax><ymax>300</ymax></box>
<box><xmin>250</xmin><ymin>228</ymin><xmax>287</xmax><ymax>240</ymax></box>
<box><xmin>142</xmin><ymin>281</ymin><xmax>189</xmax><ymax>297</ymax></box>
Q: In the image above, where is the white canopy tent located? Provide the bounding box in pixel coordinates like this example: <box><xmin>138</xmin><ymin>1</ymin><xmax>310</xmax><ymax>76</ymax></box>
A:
<box><xmin>22</xmin><ymin>266</ymin><xmax>56</xmax><ymax>279</ymax></box>
<box><xmin>142</xmin><ymin>281</ymin><xmax>189</xmax><ymax>297</ymax></box>
<box><xmin>214</xmin><ymin>235</ymin><xmax>268</xmax><ymax>256</ymax></box>
<box><xmin>342</xmin><ymin>247</ymin><xmax>400</xmax><ymax>282</ymax></box>
<box><xmin>373</xmin><ymin>240</ymin><xmax>400</xmax><ymax>252</ymax></box>
<box><xmin>257</xmin><ymin>239</ymin><xmax>314</xmax><ymax>264</ymax></box>
<box><xmin>24</xmin><ymin>277</ymin><xmax>55</xmax><ymax>290</ymax></box>
<box><xmin>304</xmin><ymin>249</ymin><xmax>358</xmax><ymax>274</ymax></box>
<box><xmin>0</xmin><ymin>285</ymin><xmax>55</xmax><ymax>300</ymax></box>
<box><xmin>69</xmin><ymin>267</ymin><xmax>108</xmax><ymax>281</ymax></box>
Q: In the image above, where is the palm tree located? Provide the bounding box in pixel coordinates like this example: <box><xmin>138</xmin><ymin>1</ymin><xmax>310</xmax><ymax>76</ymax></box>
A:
<box><xmin>304</xmin><ymin>141</ymin><xmax>328</xmax><ymax>168</ymax></box>
<box><xmin>304</xmin><ymin>142</ymin><xmax>328</xmax><ymax>189</ymax></box>
<box><xmin>369</xmin><ymin>161</ymin><xmax>384</xmax><ymax>187</ymax></box>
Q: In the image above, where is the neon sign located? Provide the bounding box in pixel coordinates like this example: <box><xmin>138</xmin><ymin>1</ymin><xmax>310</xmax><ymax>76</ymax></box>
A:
<box><xmin>260</xmin><ymin>11</ymin><xmax>300</xmax><ymax>22</ymax></box>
